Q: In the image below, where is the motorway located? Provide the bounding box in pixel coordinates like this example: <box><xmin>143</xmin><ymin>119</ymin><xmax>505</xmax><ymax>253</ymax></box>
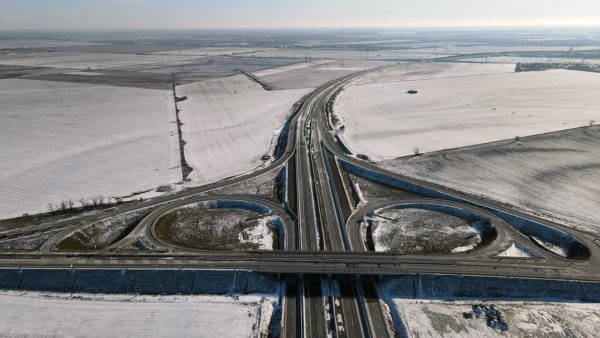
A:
<box><xmin>282</xmin><ymin>68</ymin><xmax>398</xmax><ymax>337</ymax></box>
<box><xmin>3</xmin><ymin>65</ymin><xmax>600</xmax><ymax>337</ymax></box>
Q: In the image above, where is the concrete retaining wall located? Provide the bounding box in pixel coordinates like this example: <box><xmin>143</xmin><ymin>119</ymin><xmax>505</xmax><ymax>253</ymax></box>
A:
<box><xmin>0</xmin><ymin>269</ymin><xmax>280</xmax><ymax>295</ymax></box>
<box><xmin>383</xmin><ymin>274</ymin><xmax>600</xmax><ymax>301</ymax></box>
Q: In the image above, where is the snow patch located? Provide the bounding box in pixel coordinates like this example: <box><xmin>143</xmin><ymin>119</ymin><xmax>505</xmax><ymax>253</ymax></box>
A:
<box><xmin>354</xmin><ymin>183</ymin><xmax>368</xmax><ymax>207</ymax></box>
<box><xmin>451</xmin><ymin>243</ymin><xmax>478</xmax><ymax>254</ymax></box>
<box><xmin>530</xmin><ymin>236</ymin><xmax>568</xmax><ymax>257</ymax></box>
<box><xmin>497</xmin><ymin>242</ymin><xmax>536</xmax><ymax>258</ymax></box>
<box><xmin>238</xmin><ymin>216</ymin><xmax>276</xmax><ymax>250</ymax></box>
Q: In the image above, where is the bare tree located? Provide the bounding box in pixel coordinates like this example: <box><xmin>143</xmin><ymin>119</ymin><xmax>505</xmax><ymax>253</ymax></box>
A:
<box><xmin>590</xmin><ymin>119</ymin><xmax>596</xmax><ymax>127</ymax></box>
<box><xmin>412</xmin><ymin>147</ymin><xmax>420</xmax><ymax>156</ymax></box>
<box><xmin>47</xmin><ymin>203</ymin><xmax>54</xmax><ymax>214</ymax></box>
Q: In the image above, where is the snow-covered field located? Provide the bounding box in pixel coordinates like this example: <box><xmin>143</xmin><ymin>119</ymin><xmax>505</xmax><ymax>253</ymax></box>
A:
<box><xmin>0</xmin><ymin>39</ymin><xmax>101</xmax><ymax>50</ymax></box>
<box><xmin>0</xmin><ymin>79</ymin><xmax>181</xmax><ymax>219</ymax></box>
<box><xmin>391</xmin><ymin>298</ymin><xmax>600</xmax><ymax>338</ymax></box>
<box><xmin>404</xmin><ymin>44</ymin><xmax>600</xmax><ymax>55</ymax></box>
<box><xmin>252</xmin><ymin>60</ymin><xmax>330</xmax><ymax>77</ymax></box>
<box><xmin>335</xmin><ymin>65</ymin><xmax>600</xmax><ymax>160</ymax></box>
<box><xmin>458</xmin><ymin>56</ymin><xmax>600</xmax><ymax>65</ymax></box>
<box><xmin>349</xmin><ymin>62</ymin><xmax>516</xmax><ymax>87</ymax></box>
<box><xmin>0</xmin><ymin>52</ymin><xmax>194</xmax><ymax>70</ymax></box>
<box><xmin>0</xmin><ymin>290</ymin><xmax>274</xmax><ymax>338</ymax></box>
<box><xmin>155</xmin><ymin>47</ymin><xmax>274</xmax><ymax>56</ymax></box>
<box><xmin>255</xmin><ymin>60</ymin><xmax>391</xmax><ymax>89</ymax></box>
<box><xmin>177</xmin><ymin>74</ymin><xmax>310</xmax><ymax>185</ymax></box>
<box><xmin>244</xmin><ymin>49</ymin><xmax>450</xmax><ymax>60</ymax></box>
<box><xmin>383</xmin><ymin>126</ymin><xmax>600</xmax><ymax>234</ymax></box>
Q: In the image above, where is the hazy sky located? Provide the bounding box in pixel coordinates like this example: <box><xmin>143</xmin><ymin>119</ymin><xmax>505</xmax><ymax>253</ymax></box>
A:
<box><xmin>1</xmin><ymin>0</ymin><xmax>599</xmax><ymax>30</ymax></box>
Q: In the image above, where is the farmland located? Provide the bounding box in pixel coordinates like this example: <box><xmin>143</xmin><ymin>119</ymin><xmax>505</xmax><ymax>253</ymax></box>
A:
<box><xmin>383</xmin><ymin>126</ymin><xmax>600</xmax><ymax>234</ymax></box>
<box><xmin>0</xmin><ymin>78</ymin><xmax>181</xmax><ymax>219</ymax></box>
<box><xmin>333</xmin><ymin>61</ymin><xmax>600</xmax><ymax>234</ymax></box>
<box><xmin>0</xmin><ymin>291</ymin><xmax>275</xmax><ymax>338</ymax></box>
<box><xmin>177</xmin><ymin>74</ymin><xmax>310</xmax><ymax>185</ymax></box>
<box><xmin>334</xmin><ymin>65</ymin><xmax>600</xmax><ymax>160</ymax></box>
<box><xmin>254</xmin><ymin>59</ymin><xmax>392</xmax><ymax>89</ymax></box>
<box><xmin>0</xmin><ymin>51</ymin><xmax>195</xmax><ymax>70</ymax></box>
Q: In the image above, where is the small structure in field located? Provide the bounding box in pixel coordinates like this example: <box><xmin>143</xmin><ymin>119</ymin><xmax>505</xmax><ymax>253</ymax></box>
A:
<box><xmin>407</xmin><ymin>89</ymin><xmax>418</xmax><ymax>94</ymax></box>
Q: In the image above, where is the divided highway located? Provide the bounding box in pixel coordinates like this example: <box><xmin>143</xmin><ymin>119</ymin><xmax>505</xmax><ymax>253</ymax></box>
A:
<box><xmin>3</xmin><ymin>65</ymin><xmax>600</xmax><ymax>338</ymax></box>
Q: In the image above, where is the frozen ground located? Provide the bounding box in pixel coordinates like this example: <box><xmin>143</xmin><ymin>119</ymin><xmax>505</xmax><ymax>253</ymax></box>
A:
<box><xmin>347</xmin><ymin>62</ymin><xmax>516</xmax><ymax>86</ymax></box>
<box><xmin>0</xmin><ymin>228</ymin><xmax>65</xmax><ymax>250</ymax></box>
<box><xmin>177</xmin><ymin>74</ymin><xmax>310</xmax><ymax>185</ymax></box>
<box><xmin>383</xmin><ymin>126</ymin><xmax>600</xmax><ymax>234</ymax></box>
<box><xmin>255</xmin><ymin>60</ymin><xmax>391</xmax><ymax>89</ymax></box>
<box><xmin>347</xmin><ymin>173</ymin><xmax>418</xmax><ymax>206</ymax></box>
<box><xmin>239</xmin><ymin>217</ymin><xmax>276</xmax><ymax>250</ymax></box>
<box><xmin>243</xmin><ymin>49</ymin><xmax>450</xmax><ymax>60</ymax></box>
<box><xmin>0</xmin><ymin>39</ymin><xmax>101</xmax><ymax>50</ymax></box>
<box><xmin>496</xmin><ymin>243</ymin><xmax>535</xmax><ymax>258</ymax></box>
<box><xmin>55</xmin><ymin>207</ymin><xmax>154</xmax><ymax>251</ymax></box>
<box><xmin>155</xmin><ymin>47</ymin><xmax>274</xmax><ymax>56</ymax></box>
<box><xmin>0</xmin><ymin>79</ymin><xmax>181</xmax><ymax>219</ymax></box>
<box><xmin>252</xmin><ymin>60</ymin><xmax>332</xmax><ymax>77</ymax></box>
<box><xmin>391</xmin><ymin>298</ymin><xmax>600</xmax><ymax>338</ymax></box>
<box><xmin>118</xmin><ymin>56</ymin><xmax>306</xmax><ymax>84</ymax></box>
<box><xmin>0</xmin><ymin>52</ymin><xmax>194</xmax><ymax>70</ymax></box>
<box><xmin>403</xmin><ymin>44</ymin><xmax>600</xmax><ymax>55</ymax></box>
<box><xmin>371</xmin><ymin>208</ymin><xmax>482</xmax><ymax>255</ymax></box>
<box><xmin>0</xmin><ymin>290</ymin><xmax>275</xmax><ymax>338</ymax></box>
<box><xmin>155</xmin><ymin>205</ymin><xmax>278</xmax><ymax>251</ymax></box>
<box><xmin>209</xmin><ymin>168</ymin><xmax>281</xmax><ymax>200</ymax></box>
<box><xmin>335</xmin><ymin>65</ymin><xmax>600</xmax><ymax>160</ymax></box>
<box><xmin>457</xmin><ymin>56</ymin><xmax>600</xmax><ymax>65</ymax></box>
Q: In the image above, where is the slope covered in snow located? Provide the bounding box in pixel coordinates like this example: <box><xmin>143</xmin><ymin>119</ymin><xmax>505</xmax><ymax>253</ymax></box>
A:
<box><xmin>383</xmin><ymin>126</ymin><xmax>600</xmax><ymax>234</ymax></box>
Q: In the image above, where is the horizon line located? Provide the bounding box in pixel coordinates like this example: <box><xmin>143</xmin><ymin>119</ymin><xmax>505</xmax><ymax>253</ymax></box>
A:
<box><xmin>2</xmin><ymin>23</ymin><xmax>600</xmax><ymax>33</ymax></box>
